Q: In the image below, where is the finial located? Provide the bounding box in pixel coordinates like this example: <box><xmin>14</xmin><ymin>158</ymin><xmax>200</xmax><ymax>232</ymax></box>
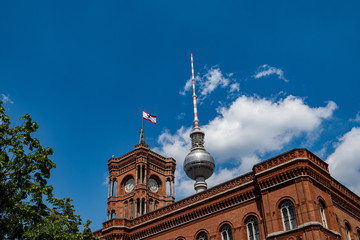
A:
<box><xmin>139</xmin><ymin>128</ymin><xmax>145</xmax><ymax>144</ymax></box>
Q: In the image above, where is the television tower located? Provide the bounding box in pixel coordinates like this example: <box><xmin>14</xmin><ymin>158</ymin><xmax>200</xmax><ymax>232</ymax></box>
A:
<box><xmin>184</xmin><ymin>53</ymin><xmax>215</xmax><ymax>193</ymax></box>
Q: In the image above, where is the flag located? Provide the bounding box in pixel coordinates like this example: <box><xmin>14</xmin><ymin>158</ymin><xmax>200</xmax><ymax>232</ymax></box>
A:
<box><xmin>143</xmin><ymin>110</ymin><xmax>157</xmax><ymax>124</ymax></box>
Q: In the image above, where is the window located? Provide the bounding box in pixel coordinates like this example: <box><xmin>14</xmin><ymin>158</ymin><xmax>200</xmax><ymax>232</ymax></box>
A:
<box><xmin>141</xmin><ymin>198</ymin><xmax>146</xmax><ymax>215</ymax></box>
<box><xmin>197</xmin><ymin>232</ymin><xmax>208</xmax><ymax>240</ymax></box>
<box><xmin>130</xmin><ymin>199</ymin><xmax>134</xmax><ymax>219</ymax></box>
<box><xmin>319</xmin><ymin>201</ymin><xmax>327</xmax><ymax>228</ymax></box>
<box><xmin>149</xmin><ymin>199</ymin><xmax>153</xmax><ymax>212</ymax></box>
<box><xmin>345</xmin><ymin>223</ymin><xmax>351</xmax><ymax>240</ymax></box>
<box><xmin>357</xmin><ymin>229</ymin><xmax>360</xmax><ymax>240</ymax></box>
<box><xmin>142</xmin><ymin>166</ymin><xmax>145</xmax><ymax>184</ymax></box>
<box><xmin>221</xmin><ymin>224</ymin><xmax>233</xmax><ymax>240</ymax></box>
<box><xmin>112</xmin><ymin>179</ymin><xmax>117</xmax><ymax>196</ymax></box>
<box><xmin>124</xmin><ymin>201</ymin><xmax>128</xmax><ymax>218</ymax></box>
<box><xmin>136</xmin><ymin>198</ymin><xmax>140</xmax><ymax>217</ymax></box>
<box><xmin>111</xmin><ymin>210</ymin><xmax>116</xmax><ymax>219</ymax></box>
<box><xmin>246</xmin><ymin>217</ymin><xmax>260</xmax><ymax>240</ymax></box>
<box><xmin>281</xmin><ymin>200</ymin><xmax>297</xmax><ymax>231</ymax></box>
<box><xmin>137</xmin><ymin>166</ymin><xmax>141</xmax><ymax>185</ymax></box>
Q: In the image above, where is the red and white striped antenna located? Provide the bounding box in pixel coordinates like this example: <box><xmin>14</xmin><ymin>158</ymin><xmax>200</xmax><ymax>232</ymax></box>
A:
<box><xmin>191</xmin><ymin>53</ymin><xmax>199</xmax><ymax>128</ymax></box>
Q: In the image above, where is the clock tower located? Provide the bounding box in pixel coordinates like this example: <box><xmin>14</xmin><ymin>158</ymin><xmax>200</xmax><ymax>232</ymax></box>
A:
<box><xmin>106</xmin><ymin>143</ymin><xmax>176</xmax><ymax>220</ymax></box>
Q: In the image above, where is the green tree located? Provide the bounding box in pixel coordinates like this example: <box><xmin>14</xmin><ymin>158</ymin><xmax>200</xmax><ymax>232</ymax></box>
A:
<box><xmin>0</xmin><ymin>100</ymin><xmax>95</xmax><ymax>239</ymax></box>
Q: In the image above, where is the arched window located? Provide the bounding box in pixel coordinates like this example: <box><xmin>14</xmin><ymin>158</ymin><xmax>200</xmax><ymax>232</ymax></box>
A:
<box><xmin>142</xmin><ymin>166</ymin><xmax>146</xmax><ymax>184</ymax></box>
<box><xmin>141</xmin><ymin>198</ymin><xmax>146</xmax><ymax>215</ymax></box>
<box><xmin>112</xmin><ymin>178</ymin><xmax>117</xmax><ymax>196</ymax></box>
<box><xmin>149</xmin><ymin>199</ymin><xmax>153</xmax><ymax>212</ymax></box>
<box><xmin>197</xmin><ymin>232</ymin><xmax>208</xmax><ymax>240</ymax></box>
<box><xmin>130</xmin><ymin>199</ymin><xmax>134</xmax><ymax>219</ymax></box>
<box><xmin>319</xmin><ymin>201</ymin><xmax>327</xmax><ymax>228</ymax></box>
<box><xmin>124</xmin><ymin>201</ymin><xmax>128</xmax><ymax>218</ymax></box>
<box><xmin>154</xmin><ymin>201</ymin><xmax>158</xmax><ymax>210</ymax></box>
<box><xmin>166</xmin><ymin>178</ymin><xmax>171</xmax><ymax>196</ymax></box>
<box><xmin>220</xmin><ymin>224</ymin><xmax>233</xmax><ymax>240</ymax></box>
<box><xmin>111</xmin><ymin>210</ymin><xmax>116</xmax><ymax>219</ymax></box>
<box><xmin>246</xmin><ymin>216</ymin><xmax>260</xmax><ymax>240</ymax></box>
<box><xmin>136</xmin><ymin>198</ymin><xmax>140</xmax><ymax>217</ymax></box>
<box><xmin>357</xmin><ymin>229</ymin><xmax>360</xmax><ymax>240</ymax></box>
<box><xmin>281</xmin><ymin>200</ymin><xmax>297</xmax><ymax>231</ymax></box>
<box><xmin>137</xmin><ymin>165</ymin><xmax>141</xmax><ymax>185</ymax></box>
<box><xmin>345</xmin><ymin>223</ymin><xmax>351</xmax><ymax>240</ymax></box>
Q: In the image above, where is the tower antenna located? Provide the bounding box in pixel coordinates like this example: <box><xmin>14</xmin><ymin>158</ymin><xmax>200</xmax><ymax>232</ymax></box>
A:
<box><xmin>184</xmin><ymin>53</ymin><xmax>215</xmax><ymax>193</ymax></box>
<box><xmin>191</xmin><ymin>53</ymin><xmax>199</xmax><ymax>128</ymax></box>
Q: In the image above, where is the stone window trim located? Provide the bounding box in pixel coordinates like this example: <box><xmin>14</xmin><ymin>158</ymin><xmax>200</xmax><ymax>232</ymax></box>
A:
<box><xmin>345</xmin><ymin>221</ymin><xmax>351</xmax><ymax>240</ymax></box>
<box><xmin>220</xmin><ymin>223</ymin><xmax>233</xmax><ymax>240</ymax></box>
<box><xmin>318</xmin><ymin>200</ymin><xmax>328</xmax><ymax>228</ymax></box>
<box><xmin>196</xmin><ymin>231</ymin><xmax>208</xmax><ymax>240</ymax></box>
<box><xmin>246</xmin><ymin>216</ymin><xmax>260</xmax><ymax>240</ymax></box>
<box><xmin>195</xmin><ymin>229</ymin><xmax>210</xmax><ymax>240</ymax></box>
<box><xmin>280</xmin><ymin>200</ymin><xmax>298</xmax><ymax>231</ymax></box>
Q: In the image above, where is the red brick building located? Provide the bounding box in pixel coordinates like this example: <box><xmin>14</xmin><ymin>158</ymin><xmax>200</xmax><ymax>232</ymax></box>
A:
<box><xmin>94</xmin><ymin>145</ymin><xmax>360</xmax><ymax>240</ymax></box>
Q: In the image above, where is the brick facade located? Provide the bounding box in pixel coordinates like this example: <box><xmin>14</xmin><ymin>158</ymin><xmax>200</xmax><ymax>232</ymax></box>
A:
<box><xmin>94</xmin><ymin>147</ymin><xmax>360</xmax><ymax>240</ymax></box>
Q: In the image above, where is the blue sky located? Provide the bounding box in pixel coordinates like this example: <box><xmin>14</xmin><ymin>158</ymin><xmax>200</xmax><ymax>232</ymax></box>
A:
<box><xmin>1</xmin><ymin>0</ymin><xmax>360</xmax><ymax>231</ymax></box>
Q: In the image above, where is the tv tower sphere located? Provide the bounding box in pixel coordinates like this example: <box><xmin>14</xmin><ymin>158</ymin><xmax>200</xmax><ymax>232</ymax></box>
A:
<box><xmin>184</xmin><ymin>127</ymin><xmax>215</xmax><ymax>193</ymax></box>
<box><xmin>184</xmin><ymin>53</ymin><xmax>215</xmax><ymax>193</ymax></box>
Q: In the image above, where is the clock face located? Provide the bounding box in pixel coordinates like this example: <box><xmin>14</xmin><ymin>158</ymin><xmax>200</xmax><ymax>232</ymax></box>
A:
<box><xmin>125</xmin><ymin>178</ymin><xmax>134</xmax><ymax>193</ymax></box>
<box><xmin>149</xmin><ymin>178</ymin><xmax>159</xmax><ymax>193</ymax></box>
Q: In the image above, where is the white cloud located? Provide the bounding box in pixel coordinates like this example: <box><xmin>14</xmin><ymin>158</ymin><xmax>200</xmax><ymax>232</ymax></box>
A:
<box><xmin>155</xmin><ymin>95</ymin><xmax>337</xmax><ymax>199</ymax></box>
<box><xmin>176</xmin><ymin>112</ymin><xmax>186</xmax><ymax>120</ymax></box>
<box><xmin>1</xmin><ymin>94</ymin><xmax>14</xmax><ymax>104</ymax></box>
<box><xmin>200</xmin><ymin>67</ymin><xmax>230</xmax><ymax>98</ymax></box>
<box><xmin>103</xmin><ymin>172</ymin><xmax>109</xmax><ymax>186</ymax></box>
<box><xmin>326</xmin><ymin>127</ymin><xmax>360</xmax><ymax>195</ymax></box>
<box><xmin>179</xmin><ymin>78</ymin><xmax>192</xmax><ymax>96</ymax></box>
<box><xmin>254</xmin><ymin>64</ymin><xmax>288</xmax><ymax>82</ymax></box>
<box><xmin>350</xmin><ymin>112</ymin><xmax>360</xmax><ymax>122</ymax></box>
<box><xmin>229</xmin><ymin>83</ymin><xmax>240</xmax><ymax>93</ymax></box>
<box><xmin>180</xmin><ymin>67</ymin><xmax>238</xmax><ymax>100</ymax></box>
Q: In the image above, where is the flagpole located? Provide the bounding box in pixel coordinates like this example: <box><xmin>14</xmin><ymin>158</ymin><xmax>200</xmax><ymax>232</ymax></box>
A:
<box><xmin>142</xmin><ymin>108</ymin><xmax>144</xmax><ymax>132</ymax></box>
<box><xmin>139</xmin><ymin>109</ymin><xmax>145</xmax><ymax>144</ymax></box>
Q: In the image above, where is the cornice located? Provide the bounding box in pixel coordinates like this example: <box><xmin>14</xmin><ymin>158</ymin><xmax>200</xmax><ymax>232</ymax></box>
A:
<box><xmin>330</xmin><ymin>178</ymin><xmax>360</xmax><ymax>206</ymax></box>
<box><xmin>253</xmin><ymin>148</ymin><xmax>329</xmax><ymax>175</ymax></box>
<box><xmin>256</xmin><ymin>159</ymin><xmax>332</xmax><ymax>191</ymax></box>
<box><xmin>108</xmin><ymin>146</ymin><xmax>176</xmax><ymax>173</ymax></box>
<box><xmin>332</xmin><ymin>194</ymin><xmax>360</xmax><ymax>220</ymax></box>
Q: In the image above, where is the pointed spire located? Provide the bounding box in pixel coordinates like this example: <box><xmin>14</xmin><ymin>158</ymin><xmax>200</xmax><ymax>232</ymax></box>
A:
<box><xmin>139</xmin><ymin>127</ymin><xmax>146</xmax><ymax>144</ymax></box>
